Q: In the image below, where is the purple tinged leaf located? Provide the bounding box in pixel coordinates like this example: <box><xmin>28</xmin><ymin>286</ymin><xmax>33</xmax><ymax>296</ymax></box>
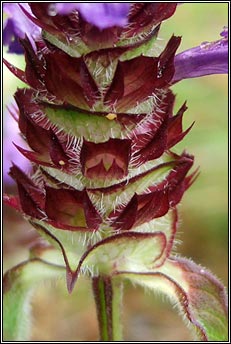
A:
<box><xmin>19</xmin><ymin>115</ymin><xmax>50</xmax><ymax>156</ymax></box>
<box><xmin>173</xmin><ymin>28</ymin><xmax>228</xmax><ymax>83</ymax></box>
<box><xmin>118</xmin><ymin>257</ymin><xmax>228</xmax><ymax>341</ymax></box>
<box><xmin>23</xmin><ymin>223</ymin><xmax>169</xmax><ymax>294</ymax></box>
<box><xmin>8</xmin><ymin>166</ymin><xmax>44</xmax><ymax>219</ymax></box>
<box><xmin>14</xmin><ymin>89</ymin><xmax>51</xmax><ymax>159</ymax></box>
<box><xmin>79</xmin><ymin>60</ymin><xmax>101</xmax><ymax>107</ymax></box>
<box><xmin>131</xmin><ymin>92</ymin><xmax>193</xmax><ymax>164</ymax></box>
<box><xmin>9</xmin><ymin>164</ymin><xmax>45</xmax><ymax>210</ymax></box>
<box><xmin>157</xmin><ymin>35</ymin><xmax>182</xmax><ymax>84</ymax></box>
<box><xmin>105</xmin><ymin>36</ymin><xmax>181</xmax><ymax>111</ymax></box>
<box><xmin>17</xmin><ymin>38</ymin><xmax>94</xmax><ymax>106</ymax></box>
<box><xmin>20</xmin><ymin>37</ymin><xmax>46</xmax><ymax>90</ymax></box>
<box><xmin>67</xmin><ymin>231</ymin><xmax>167</xmax><ymax>293</ymax></box>
<box><xmin>130</xmin><ymin>90</ymin><xmax>175</xmax><ymax>156</ymax></box>
<box><xmin>14</xmin><ymin>88</ymin><xmax>79</xmax><ymax>172</ymax></box>
<box><xmin>184</xmin><ymin>167</ymin><xmax>200</xmax><ymax>191</ymax></box>
<box><xmin>101</xmin><ymin>152</ymin><xmax>193</xmax><ymax>232</ymax></box>
<box><xmin>44</xmin><ymin>187</ymin><xmax>86</xmax><ymax>228</ymax></box>
<box><xmin>6</xmin><ymin>164</ymin><xmax>101</xmax><ymax>231</ymax></box>
<box><xmin>44</xmin><ymin>187</ymin><xmax>101</xmax><ymax>230</ymax></box>
<box><xmin>111</xmin><ymin>190</ymin><xmax>169</xmax><ymax>231</ymax></box>
<box><xmin>43</xmin><ymin>52</ymin><xmax>98</xmax><ymax>109</ymax></box>
<box><xmin>126</xmin><ymin>3</ymin><xmax>177</xmax><ymax>38</ymax></box>
<box><xmin>167</xmin><ymin>102</ymin><xmax>194</xmax><ymax>148</ymax></box>
<box><xmin>166</xmin><ymin>152</ymin><xmax>194</xmax><ymax>206</ymax></box>
<box><xmin>134</xmin><ymin>118</ymin><xmax>169</xmax><ymax>163</ymax></box>
<box><xmin>15</xmin><ymin>89</ymin><xmax>38</xmax><ymax>135</ymax></box>
<box><xmin>80</xmin><ymin>138</ymin><xmax>131</xmax><ymax>180</ymax></box>
<box><xmin>145</xmin><ymin>152</ymin><xmax>194</xmax><ymax>197</ymax></box>
<box><xmin>13</xmin><ymin>144</ymin><xmax>53</xmax><ymax>168</ymax></box>
<box><xmin>104</xmin><ymin>63</ymin><xmax>125</xmax><ymax>106</ymax></box>
<box><xmin>28</xmin><ymin>209</ymin><xmax>179</xmax><ymax>294</ymax></box>
<box><xmin>3</xmin><ymin>59</ymin><xmax>27</xmax><ymax>84</ymax></box>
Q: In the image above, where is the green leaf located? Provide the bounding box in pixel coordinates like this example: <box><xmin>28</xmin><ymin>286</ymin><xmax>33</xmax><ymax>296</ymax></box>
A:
<box><xmin>83</xmin><ymin>232</ymin><xmax>166</xmax><ymax>274</ymax></box>
<box><xmin>44</xmin><ymin>106</ymin><xmax>135</xmax><ymax>142</ymax></box>
<box><xmin>43</xmin><ymin>31</ymin><xmax>90</xmax><ymax>57</ymax></box>
<box><xmin>118</xmin><ymin>257</ymin><xmax>228</xmax><ymax>341</ymax></box>
<box><xmin>66</xmin><ymin>231</ymin><xmax>167</xmax><ymax>293</ymax></box>
<box><xmin>3</xmin><ymin>259</ymin><xmax>65</xmax><ymax>341</ymax></box>
<box><xmin>120</xmin><ymin>32</ymin><xmax>159</xmax><ymax>61</ymax></box>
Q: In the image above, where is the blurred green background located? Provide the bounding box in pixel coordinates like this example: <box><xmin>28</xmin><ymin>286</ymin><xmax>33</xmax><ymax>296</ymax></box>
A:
<box><xmin>3</xmin><ymin>3</ymin><xmax>228</xmax><ymax>341</ymax></box>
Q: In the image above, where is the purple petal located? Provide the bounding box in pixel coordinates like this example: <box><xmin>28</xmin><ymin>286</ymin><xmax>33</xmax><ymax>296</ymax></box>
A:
<box><xmin>220</xmin><ymin>26</ymin><xmax>228</xmax><ymax>38</ymax></box>
<box><xmin>3</xmin><ymin>19</ymin><xmax>25</xmax><ymax>54</ymax></box>
<box><xmin>54</xmin><ymin>3</ymin><xmax>131</xmax><ymax>29</ymax></box>
<box><xmin>52</xmin><ymin>3</ymin><xmax>82</xmax><ymax>15</ymax></box>
<box><xmin>3</xmin><ymin>102</ymin><xmax>31</xmax><ymax>187</ymax></box>
<box><xmin>172</xmin><ymin>28</ymin><xmax>228</xmax><ymax>83</ymax></box>
<box><xmin>3</xmin><ymin>3</ymin><xmax>41</xmax><ymax>54</ymax></box>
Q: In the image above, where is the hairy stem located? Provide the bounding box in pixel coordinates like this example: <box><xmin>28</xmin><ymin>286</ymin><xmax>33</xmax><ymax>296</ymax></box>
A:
<box><xmin>92</xmin><ymin>275</ymin><xmax>123</xmax><ymax>341</ymax></box>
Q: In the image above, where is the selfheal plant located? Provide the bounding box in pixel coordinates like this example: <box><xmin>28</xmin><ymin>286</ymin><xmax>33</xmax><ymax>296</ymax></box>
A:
<box><xmin>3</xmin><ymin>3</ymin><xmax>228</xmax><ymax>341</ymax></box>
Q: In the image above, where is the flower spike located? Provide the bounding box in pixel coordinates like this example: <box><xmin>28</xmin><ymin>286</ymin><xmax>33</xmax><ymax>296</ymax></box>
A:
<box><xmin>3</xmin><ymin>3</ymin><xmax>227</xmax><ymax>342</ymax></box>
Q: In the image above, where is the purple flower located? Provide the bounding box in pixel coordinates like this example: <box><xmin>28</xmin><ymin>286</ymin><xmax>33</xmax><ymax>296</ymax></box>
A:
<box><xmin>3</xmin><ymin>102</ymin><xmax>31</xmax><ymax>187</ymax></box>
<box><xmin>3</xmin><ymin>3</ymin><xmax>41</xmax><ymax>54</ymax></box>
<box><xmin>54</xmin><ymin>3</ymin><xmax>131</xmax><ymax>29</ymax></box>
<box><xmin>172</xmin><ymin>27</ymin><xmax>228</xmax><ymax>83</ymax></box>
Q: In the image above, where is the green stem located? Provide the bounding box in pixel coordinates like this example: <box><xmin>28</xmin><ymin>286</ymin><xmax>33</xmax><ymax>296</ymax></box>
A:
<box><xmin>92</xmin><ymin>275</ymin><xmax>123</xmax><ymax>341</ymax></box>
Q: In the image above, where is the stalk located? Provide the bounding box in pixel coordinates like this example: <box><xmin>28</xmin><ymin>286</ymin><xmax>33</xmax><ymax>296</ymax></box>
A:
<box><xmin>92</xmin><ymin>276</ymin><xmax>123</xmax><ymax>341</ymax></box>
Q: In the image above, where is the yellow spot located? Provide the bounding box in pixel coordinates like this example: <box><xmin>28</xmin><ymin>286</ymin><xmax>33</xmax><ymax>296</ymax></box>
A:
<box><xmin>106</xmin><ymin>113</ymin><xmax>117</xmax><ymax>120</ymax></box>
<box><xmin>58</xmin><ymin>160</ymin><xmax>65</xmax><ymax>166</ymax></box>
